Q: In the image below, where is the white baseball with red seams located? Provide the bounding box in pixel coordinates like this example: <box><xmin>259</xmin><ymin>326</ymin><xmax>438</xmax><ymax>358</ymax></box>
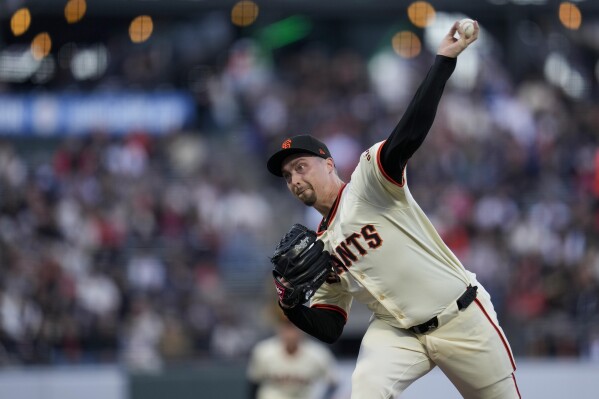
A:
<box><xmin>459</xmin><ymin>18</ymin><xmax>475</xmax><ymax>38</ymax></box>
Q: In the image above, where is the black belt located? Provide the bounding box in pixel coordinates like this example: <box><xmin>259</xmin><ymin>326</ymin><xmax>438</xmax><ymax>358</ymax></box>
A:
<box><xmin>409</xmin><ymin>285</ymin><xmax>478</xmax><ymax>334</ymax></box>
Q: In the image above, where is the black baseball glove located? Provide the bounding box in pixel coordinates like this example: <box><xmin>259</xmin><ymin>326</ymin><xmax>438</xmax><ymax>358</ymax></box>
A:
<box><xmin>271</xmin><ymin>224</ymin><xmax>333</xmax><ymax>308</ymax></box>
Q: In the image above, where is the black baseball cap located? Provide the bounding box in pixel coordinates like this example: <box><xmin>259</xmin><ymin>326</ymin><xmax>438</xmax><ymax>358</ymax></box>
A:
<box><xmin>267</xmin><ymin>135</ymin><xmax>332</xmax><ymax>177</ymax></box>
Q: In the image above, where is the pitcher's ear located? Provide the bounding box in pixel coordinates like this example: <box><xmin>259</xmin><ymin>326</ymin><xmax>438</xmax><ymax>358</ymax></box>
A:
<box><xmin>326</xmin><ymin>157</ymin><xmax>335</xmax><ymax>173</ymax></box>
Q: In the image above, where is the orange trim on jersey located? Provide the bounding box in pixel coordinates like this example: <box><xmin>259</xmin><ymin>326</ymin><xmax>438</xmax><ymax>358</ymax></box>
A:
<box><xmin>376</xmin><ymin>140</ymin><xmax>406</xmax><ymax>187</ymax></box>
<box><xmin>311</xmin><ymin>304</ymin><xmax>348</xmax><ymax>322</ymax></box>
<box><xmin>474</xmin><ymin>298</ymin><xmax>517</xmax><ymax>371</ymax></box>
<box><xmin>317</xmin><ymin>183</ymin><xmax>347</xmax><ymax>235</ymax></box>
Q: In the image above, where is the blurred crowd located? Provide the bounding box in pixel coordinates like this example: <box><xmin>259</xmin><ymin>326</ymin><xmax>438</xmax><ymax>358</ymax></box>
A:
<box><xmin>0</xmin><ymin>125</ymin><xmax>292</xmax><ymax>368</ymax></box>
<box><xmin>1</xmin><ymin>34</ymin><xmax>599</xmax><ymax>369</ymax></box>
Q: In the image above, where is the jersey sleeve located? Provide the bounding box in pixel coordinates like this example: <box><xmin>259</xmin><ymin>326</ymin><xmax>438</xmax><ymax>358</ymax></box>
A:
<box><xmin>309</xmin><ymin>280</ymin><xmax>353</xmax><ymax>323</ymax></box>
<box><xmin>350</xmin><ymin>141</ymin><xmax>410</xmax><ymax>207</ymax></box>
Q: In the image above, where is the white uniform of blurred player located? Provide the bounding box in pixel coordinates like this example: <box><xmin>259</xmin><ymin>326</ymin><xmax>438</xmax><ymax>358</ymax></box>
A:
<box><xmin>247</xmin><ymin>317</ymin><xmax>338</xmax><ymax>399</ymax></box>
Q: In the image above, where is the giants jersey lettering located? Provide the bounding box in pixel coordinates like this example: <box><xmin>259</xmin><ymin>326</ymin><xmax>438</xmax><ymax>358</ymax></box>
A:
<box><xmin>311</xmin><ymin>141</ymin><xmax>472</xmax><ymax>329</ymax></box>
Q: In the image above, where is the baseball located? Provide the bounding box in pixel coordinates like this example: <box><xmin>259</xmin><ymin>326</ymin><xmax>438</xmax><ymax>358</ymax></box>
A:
<box><xmin>459</xmin><ymin>18</ymin><xmax>475</xmax><ymax>38</ymax></box>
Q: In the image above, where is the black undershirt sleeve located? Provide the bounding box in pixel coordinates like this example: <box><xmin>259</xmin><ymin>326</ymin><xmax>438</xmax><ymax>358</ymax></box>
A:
<box><xmin>280</xmin><ymin>304</ymin><xmax>345</xmax><ymax>344</ymax></box>
<box><xmin>380</xmin><ymin>55</ymin><xmax>457</xmax><ymax>182</ymax></box>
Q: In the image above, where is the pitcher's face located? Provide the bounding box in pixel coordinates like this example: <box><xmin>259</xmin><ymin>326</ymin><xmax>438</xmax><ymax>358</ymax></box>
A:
<box><xmin>281</xmin><ymin>154</ymin><xmax>329</xmax><ymax>207</ymax></box>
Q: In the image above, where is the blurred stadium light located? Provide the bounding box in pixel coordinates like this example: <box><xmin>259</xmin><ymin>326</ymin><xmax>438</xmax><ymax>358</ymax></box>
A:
<box><xmin>407</xmin><ymin>1</ymin><xmax>436</xmax><ymax>28</ymax></box>
<box><xmin>64</xmin><ymin>0</ymin><xmax>87</xmax><ymax>24</ymax></box>
<box><xmin>10</xmin><ymin>7</ymin><xmax>31</xmax><ymax>36</ymax></box>
<box><xmin>129</xmin><ymin>15</ymin><xmax>154</xmax><ymax>43</ymax></box>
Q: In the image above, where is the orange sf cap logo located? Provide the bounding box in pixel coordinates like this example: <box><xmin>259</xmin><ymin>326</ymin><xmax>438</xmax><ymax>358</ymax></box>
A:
<box><xmin>319</xmin><ymin>148</ymin><xmax>326</xmax><ymax>155</ymax></box>
<box><xmin>282</xmin><ymin>139</ymin><xmax>292</xmax><ymax>149</ymax></box>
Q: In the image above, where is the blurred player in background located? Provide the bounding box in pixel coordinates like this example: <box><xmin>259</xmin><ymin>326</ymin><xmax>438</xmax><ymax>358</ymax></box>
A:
<box><xmin>247</xmin><ymin>309</ymin><xmax>339</xmax><ymax>399</ymax></box>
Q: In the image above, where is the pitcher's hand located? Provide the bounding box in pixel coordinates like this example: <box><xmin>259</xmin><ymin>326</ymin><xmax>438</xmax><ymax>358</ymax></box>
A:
<box><xmin>437</xmin><ymin>20</ymin><xmax>479</xmax><ymax>58</ymax></box>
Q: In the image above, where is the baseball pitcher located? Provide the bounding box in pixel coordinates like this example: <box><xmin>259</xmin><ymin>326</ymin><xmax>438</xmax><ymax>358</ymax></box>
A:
<box><xmin>267</xmin><ymin>21</ymin><xmax>521</xmax><ymax>398</ymax></box>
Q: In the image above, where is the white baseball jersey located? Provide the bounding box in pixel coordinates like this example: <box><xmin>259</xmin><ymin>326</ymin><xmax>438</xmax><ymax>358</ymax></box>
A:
<box><xmin>311</xmin><ymin>140</ymin><xmax>473</xmax><ymax>329</ymax></box>
<box><xmin>309</xmin><ymin>140</ymin><xmax>519</xmax><ymax>398</ymax></box>
<box><xmin>247</xmin><ymin>336</ymin><xmax>337</xmax><ymax>399</ymax></box>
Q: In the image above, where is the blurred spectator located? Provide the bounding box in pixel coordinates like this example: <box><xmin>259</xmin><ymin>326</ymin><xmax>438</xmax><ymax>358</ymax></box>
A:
<box><xmin>122</xmin><ymin>297</ymin><xmax>165</xmax><ymax>372</ymax></box>
<box><xmin>209</xmin><ymin>304</ymin><xmax>256</xmax><ymax>359</ymax></box>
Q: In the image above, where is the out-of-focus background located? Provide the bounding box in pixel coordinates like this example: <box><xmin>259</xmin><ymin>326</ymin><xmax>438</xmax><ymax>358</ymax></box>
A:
<box><xmin>0</xmin><ymin>0</ymin><xmax>598</xmax><ymax>398</ymax></box>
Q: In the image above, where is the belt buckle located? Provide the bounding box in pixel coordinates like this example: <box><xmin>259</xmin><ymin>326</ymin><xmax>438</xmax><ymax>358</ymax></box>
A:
<box><xmin>411</xmin><ymin>316</ymin><xmax>439</xmax><ymax>334</ymax></box>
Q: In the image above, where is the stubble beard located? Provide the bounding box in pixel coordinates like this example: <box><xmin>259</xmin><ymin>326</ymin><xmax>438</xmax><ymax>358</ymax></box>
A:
<box><xmin>303</xmin><ymin>195</ymin><xmax>316</xmax><ymax>207</ymax></box>
<box><xmin>297</xmin><ymin>187</ymin><xmax>316</xmax><ymax>207</ymax></box>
